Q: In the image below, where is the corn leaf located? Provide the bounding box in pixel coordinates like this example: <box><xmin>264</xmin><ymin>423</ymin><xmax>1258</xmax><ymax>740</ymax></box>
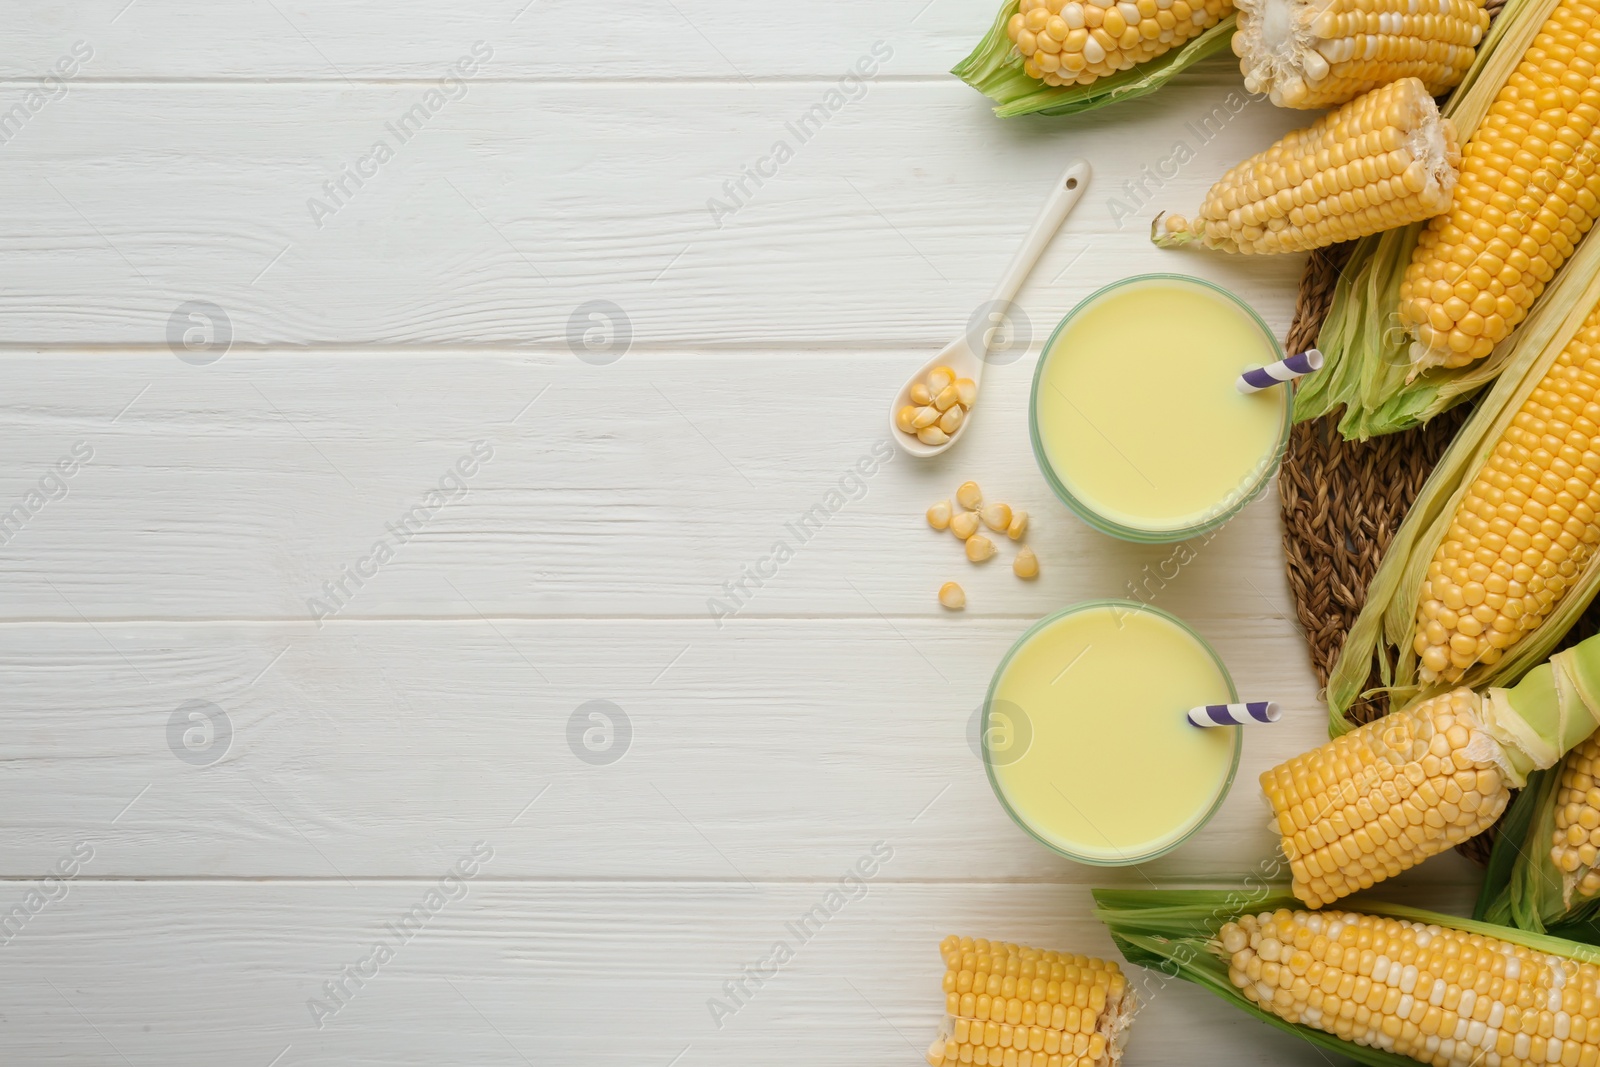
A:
<box><xmin>1322</xmin><ymin>227</ymin><xmax>1600</xmax><ymax>733</ymax></box>
<box><xmin>1289</xmin><ymin>0</ymin><xmax>1569</xmax><ymax>439</ymax></box>
<box><xmin>1095</xmin><ymin>887</ymin><xmax>1600</xmax><ymax>1064</ymax></box>
<box><xmin>950</xmin><ymin>0</ymin><xmax>1237</xmax><ymax>119</ymax></box>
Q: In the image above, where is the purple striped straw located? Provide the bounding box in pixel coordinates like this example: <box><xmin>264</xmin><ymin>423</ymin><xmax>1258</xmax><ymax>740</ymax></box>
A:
<box><xmin>1236</xmin><ymin>349</ymin><xmax>1324</xmax><ymax>394</ymax></box>
<box><xmin>1187</xmin><ymin>701</ymin><xmax>1282</xmax><ymax>728</ymax></box>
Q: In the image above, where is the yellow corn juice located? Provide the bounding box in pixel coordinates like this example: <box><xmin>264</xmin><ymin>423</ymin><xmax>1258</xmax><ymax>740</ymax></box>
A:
<box><xmin>984</xmin><ymin>601</ymin><xmax>1238</xmax><ymax>864</ymax></box>
<box><xmin>1031</xmin><ymin>275</ymin><xmax>1287</xmax><ymax>539</ymax></box>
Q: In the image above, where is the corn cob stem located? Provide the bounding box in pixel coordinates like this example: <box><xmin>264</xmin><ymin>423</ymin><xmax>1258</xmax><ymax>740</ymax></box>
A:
<box><xmin>1232</xmin><ymin>0</ymin><xmax>1489</xmax><ymax>108</ymax></box>
<box><xmin>1266</xmin><ymin>631</ymin><xmax>1600</xmax><ymax>908</ymax></box>
<box><xmin>1155</xmin><ymin>78</ymin><xmax>1460</xmax><ymax>254</ymax></box>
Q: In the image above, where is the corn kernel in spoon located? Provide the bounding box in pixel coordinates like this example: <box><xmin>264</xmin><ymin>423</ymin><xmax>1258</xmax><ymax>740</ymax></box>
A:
<box><xmin>938</xmin><ymin>406</ymin><xmax>963</xmax><ymax>434</ymax></box>
<box><xmin>928</xmin><ymin>367</ymin><xmax>956</xmax><ymax>393</ymax></box>
<box><xmin>911</xmin><ymin>406</ymin><xmax>940</xmax><ymax>430</ymax></box>
<box><xmin>916</xmin><ymin>426</ymin><xmax>949</xmax><ymax>446</ymax></box>
<box><xmin>895</xmin><ymin>406</ymin><xmax>918</xmax><ymax>434</ymax></box>
<box><xmin>955</xmin><ymin>378</ymin><xmax>978</xmax><ymax>406</ymax></box>
<box><xmin>910</xmin><ymin>382</ymin><xmax>932</xmax><ymax>406</ymax></box>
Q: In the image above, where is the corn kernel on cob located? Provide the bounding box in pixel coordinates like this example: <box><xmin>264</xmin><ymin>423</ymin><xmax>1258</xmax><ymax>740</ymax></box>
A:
<box><xmin>1413</xmin><ymin>302</ymin><xmax>1600</xmax><ymax>684</ymax></box>
<box><xmin>1551</xmin><ymin>732</ymin><xmax>1600</xmax><ymax>899</ymax></box>
<box><xmin>1221</xmin><ymin>906</ymin><xmax>1600</xmax><ymax>1064</ymax></box>
<box><xmin>1261</xmin><ymin>687</ymin><xmax>1509</xmax><ymax>909</ymax></box>
<box><xmin>1232</xmin><ymin>0</ymin><xmax>1488</xmax><ymax>108</ymax></box>
<box><xmin>1156</xmin><ymin>78</ymin><xmax>1460</xmax><ymax>254</ymax></box>
<box><xmin>927</xmin><ymin>936</ymin><xmax>1135</xmax><ymax>1067</ymax></box>
<box><xmin>1007</xmin><ymin>0</ymin><xmax>1232</xmax><ymax>86</ymax></box>
<box><xmin>1399</xmin><ymin>0</ymin><xmax>1600</xmax><ymax>372</ymax></box>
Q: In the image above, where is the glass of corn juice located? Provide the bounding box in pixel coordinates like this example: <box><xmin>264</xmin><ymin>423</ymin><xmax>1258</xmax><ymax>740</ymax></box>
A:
<box><xmin>1029</xmin><ymin>273</ymin><xmax>1291</xmax><ymax>543</ymax></box>
<box><xmin>982</xmin><ymin>599</ymin><xmax>1240</xmax><ymax>865</ymax></box>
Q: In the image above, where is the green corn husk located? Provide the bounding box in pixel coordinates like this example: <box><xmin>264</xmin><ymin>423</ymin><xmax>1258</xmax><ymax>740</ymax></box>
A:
<box><xmin>1322</xmin><ymin>227</ymin><xmax>1600</xmax><ymax>732</ymax></box>
<box><xmin>1289</xmin><ymin>0</ymin><xmax>1566</xmax><ymax>439</ymax></box>
<box><xmin>949</xmin><ymin>0</ymin><xmax>1237</xmax><ymax>119</ymax></box>
<box><xmin>1095</xmin><ymin>887</ymin><xmax>1600</xmax><ymax>1065</ymax></box>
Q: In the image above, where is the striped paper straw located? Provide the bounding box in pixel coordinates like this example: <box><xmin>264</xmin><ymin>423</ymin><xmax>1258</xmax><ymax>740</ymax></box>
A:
<box><xmin>1187</xmin><ymin>701</ymin><xmax>1282</xmax><ymax>727</ymax></box>
<box><xmin>1236</xmin><ymin>349</ymin><xmax>1324</xmax><ymax>394</ymax></box>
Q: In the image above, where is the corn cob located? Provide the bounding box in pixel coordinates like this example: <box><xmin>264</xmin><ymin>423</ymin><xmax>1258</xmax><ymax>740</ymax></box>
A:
<box><xmin>1221</xmin><ymin>906</ymin><xmax>1600</xmax><ymax>1065</ymax></box>
<box><xmin>926</xmin><ymin>936</ymin><xmax>1135</xmax><ymax>1067</ymax></box>
<box><xmin>1413</xmin><ymin>303</ymin><xmax>1600</xmax><ymax>684</ymax></box>
<box><xmin>1233</xmin><ymin>0</ymin><xmax>1489</xmax><ymax>108</ymax></box>
<box><xmin>1261</xmin><ymin>688</ymin><xmax>1509</xmax><ymax>909</ymax></box>
<box><xmin>1269</xmin><ymin>632</ymin><xmax>1600</xmax><ymax>909</ymax></box>
<box><xmin>1551</xmin><ymin>732</ymin><xmax>1600</xmax><ymax>900</ymax></box>
<box><xmin>1007</xmin><ymin>0</ymin><xmax>1232</xmax><ymax>86</ymax></box>
<box><xmin>1155</xmin><ymin>78</ymin><xmax>1461</xmax><ymax>254</ymax></box>
<box><xmin>1398</xmin><ymin>0</ymin><xmax>1600</xmax><ymax>372</ymax></box>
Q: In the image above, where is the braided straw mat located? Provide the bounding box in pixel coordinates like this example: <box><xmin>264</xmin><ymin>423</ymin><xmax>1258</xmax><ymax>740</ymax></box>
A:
<box><xmin>1276</xmin><ymin>111</ymin><xmax>1600</xmax><ymax>862</ymax></box>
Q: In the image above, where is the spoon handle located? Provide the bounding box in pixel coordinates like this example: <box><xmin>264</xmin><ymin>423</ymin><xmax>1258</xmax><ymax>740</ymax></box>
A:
<box><xmin>987</xmin><ymin>159</ymin><xmax>1092</xmax><ymax>307</ymax></box>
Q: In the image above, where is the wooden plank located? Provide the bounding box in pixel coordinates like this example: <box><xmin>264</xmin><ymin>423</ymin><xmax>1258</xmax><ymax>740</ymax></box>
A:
<box><xmin>0</xmin><ymin>76</ymin><xmax>1304</xmax><ymax>347</ymax></box>
<box><xmin>0</xmin><ymin>615</ymin><xmax>1485</xmax><ymax>890</ymax></box>
<box><xmin>0</xmin><ymin>351</ymin><xmax>1302</xmax><ymax>620</ymax></box>
<box><xmin>7</xmin><ymin>0</ymin><xmax>988</xmax><ymax>80</ymax></box>
<box><xmin>0</xmin><ymin>879</ymin><xmax>1471</xmax><ymax>1065</ymax></box>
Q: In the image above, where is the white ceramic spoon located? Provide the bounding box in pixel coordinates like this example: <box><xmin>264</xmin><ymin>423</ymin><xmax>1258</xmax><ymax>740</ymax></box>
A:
<box><xmin>889</xmin><ymin>158</ymin><xmax>1091</xmax><ymax>458</ymax></box>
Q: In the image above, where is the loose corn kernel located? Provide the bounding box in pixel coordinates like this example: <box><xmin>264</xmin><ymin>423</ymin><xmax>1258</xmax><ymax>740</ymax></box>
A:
<box><xmin>967</xmin><ymin>534</ymin><xmax>997</xmax><ymax>562</ymax></box>
<box><xmin>1014</xmin><ymin>547</ymin><xmax>1039</xmax><ymax>579</ymax></box>
<box><xmin>1261</xmin><ymin>687</ymin><xmax>1508</xmax><ymax>908</ymax></box>
<box><xmin>957</xmin><ymin>481</ymin><xmax>984</xmax><ymax>510</ymax></box>
<box><xmin>928</xmin><ymin>500</ymin><xmax>953</xmax><ymax>531</ymax></box>
<box><xmin>939</xmin><ymin>581</ymin><xmax>967</xmax><ymax>610</ymax></box>
<box><xmin>1413</xmin><ymin>304</ymin><xmax>1600</xmax><ymax>683</ymax></box>
<box><xmin>951</xmin><ymin>511</ymin><xmax>981</xmax><ymax>540</ymax></box>
<box><xmin>1007</xmin><ymin>511</ymin><xmax>1029</xmax><ymax>541</ymax></box>
<box><xmin>1233</xmin><ymin>0</ymin><xmax>1487</xmax><ymax>109</ymax></box>
<box><xmin>980</xmin><ymin>503</ymin><xmax>1013</xmax><ymax>533</ymax></box>
<box><xmin>1158</xmin><ymin>78</ymin><xmax>1460</xmax><ymax>255</ymax></box>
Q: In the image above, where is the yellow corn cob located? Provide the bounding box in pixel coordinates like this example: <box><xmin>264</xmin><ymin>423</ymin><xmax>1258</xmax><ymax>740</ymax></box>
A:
<box><xmin>1412</xmin><ymin>302</ymin><xmax>1600</xmax><ymax>683</ymax></box>
<box><xmin>1260</xmin><ymin>688</ymin><xmax>1508</xmax><ymax>909</ymax></box>
<box><xmin>1156</xmin><ymin>78</ymin><xmax>1460</xmax><ymax>254</ymax></box>
<box><xmin>1007</xmin><ymin>0</ymin><xmax>1232</xmax><ymax>86</ymax></box>
<box><xmin>927</xmin><ymin>936</ymin><xmax>1135</xmax><ymax>1067</ymax></box>
<box><xmin>1232</xmin><ymin>0</ymin><xmax>1488</xmax><ymax>108</ymax></box>
<box><xmin>1221</xmin><ymin>906</ymin><xmax>1600</xmax><ymax>1065</ymax></box>
<box><xmin>1399</xmin><ymin>0</ymin><xmax>1600</xmax><ymax>371</ymax></box>
<box><xmin>1552</xmin><ymin>732</ymin><xmax>1600</xmax><ymax>899</ymax></box>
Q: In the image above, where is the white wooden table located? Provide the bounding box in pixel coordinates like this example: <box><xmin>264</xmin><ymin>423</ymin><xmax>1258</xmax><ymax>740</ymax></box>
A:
<box><xmin>0</xmin><ymin>4</ymin><xmax>1485</xmax><ymax>1064</ymax></box>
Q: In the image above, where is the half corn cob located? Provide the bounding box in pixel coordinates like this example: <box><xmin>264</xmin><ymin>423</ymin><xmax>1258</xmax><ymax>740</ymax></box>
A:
<box><xmin>1269</xmin><ymin>631</ymin><xmax>1600</xmax><ymax>909</ymax></box>
<box><xmin>1233</xmin><ymin>0</ymin><xmax>1489</xmax><ymax>108</ymax></box>
<box><xmin>1008</xmin><ymin>0</ymin><xmax>1232</xmax><ymax>86</ymax></box>
<box><xmin>1099</xmin><ymin>890</ymin><xmax>1600</xmax><ymax>1067</ymax></box>
<box><xmin>952</xmin><ymin>0</ymin><xmax>1239</xmax><ymax>119</ymax></box>
<box><xmin>927</xmin><ymin>936</ymin><xmax>1135</xmax><ymax>1067</ymax></box>
<box><xmin>1155</xmin><ymin>78</ymin><xmax>1460</xmax><ymax>253</ymax></box>
<box><xmin>1262</xmin><ymin>687</ymin><xmax>1508</xmax><ymax>908</ymax></box>
<box><xmin>1413</xmin><ymin>301</ymin><xmax>1600</xmax><ymax>683</ymax></box>
<box><xmin>1551</xmin><ymin>733</ymin><xmax>1600</xmax><ymax>899</ymax></box>
<box><xmin>1400</xmin><ymin>0</ymin><xmax>1600</xmax><ymax>372</ymax></box>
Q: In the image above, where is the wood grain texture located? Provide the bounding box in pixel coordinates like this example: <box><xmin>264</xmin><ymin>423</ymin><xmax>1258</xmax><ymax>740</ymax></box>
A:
<box><xmin>0</xmin><ymin>75</ymin><xmax>1304</xmax><ymax>347</ymax></box>
<box><xmin>0</xmin><ymin>880</ymin><xmax>1473</xmax><ymax>1066</ymax></box>
<box><xmin>1</xmin><ymin>351</ymin><xmax>1293</xmax><ymax>620</ymax></box>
